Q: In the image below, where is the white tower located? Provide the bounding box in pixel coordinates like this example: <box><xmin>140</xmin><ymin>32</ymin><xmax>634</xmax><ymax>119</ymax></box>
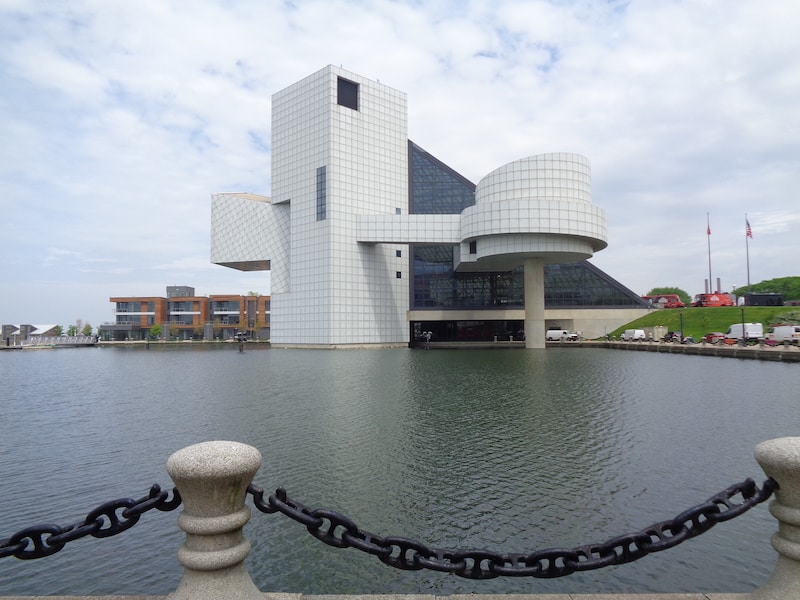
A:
<box><xmin>269</xmin><ymin>66</ymin><xmax>410</xmax><ymax>346</ymax></box>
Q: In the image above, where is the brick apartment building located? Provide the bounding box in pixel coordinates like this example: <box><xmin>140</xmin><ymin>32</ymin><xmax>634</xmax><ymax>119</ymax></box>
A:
<box><xmin>99</xmin><ymin>286</ymin><xmax>270</xmax><ymax>341</ymax></box>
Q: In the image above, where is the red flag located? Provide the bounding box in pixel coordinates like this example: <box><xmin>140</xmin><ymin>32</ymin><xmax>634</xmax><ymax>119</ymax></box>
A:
<box><xmin>746</xmin><ymin>218</ymin><xmax>753</xmax><ymax>238</ymax></box>
<box><xmin>707</xmin><ymin>225</ymin><xmax>711</xmax><ymax>235</ymax></box>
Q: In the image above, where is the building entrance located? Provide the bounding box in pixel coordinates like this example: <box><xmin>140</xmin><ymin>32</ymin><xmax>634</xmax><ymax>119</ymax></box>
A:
<box><xmin>410</xmin><ymin>320</ymin><xmax>525</xmax><ymax>344</ymax></box>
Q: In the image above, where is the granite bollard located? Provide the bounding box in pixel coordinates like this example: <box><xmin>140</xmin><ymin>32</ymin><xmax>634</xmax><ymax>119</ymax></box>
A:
<box><xmin>752</xmin><ymin>437</ymin><xmax>800</xmax><ymax>600</ymax></box>
<box><xmin>166</xmin><ymin>440</ymin><xmax>263</xmax><ymax>600</ymax></box>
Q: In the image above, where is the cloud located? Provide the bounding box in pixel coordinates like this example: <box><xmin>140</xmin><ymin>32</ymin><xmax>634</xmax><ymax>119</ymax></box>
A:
<box><xmin>41</xmin><ymin>246</ymin><xmax>119</xmax><ymax>268</ymax></box>
<box><xmin>1</xmin><ymin>0</ymin><xmax>798</xmax><ymax>326</ymax></box>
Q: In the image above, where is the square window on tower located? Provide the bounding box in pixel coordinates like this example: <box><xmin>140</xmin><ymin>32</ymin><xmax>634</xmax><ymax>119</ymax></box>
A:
<box><xmin>337</xmin><ymin>77</ymin><xmax>359</xmax><ymax>110</ymax></box>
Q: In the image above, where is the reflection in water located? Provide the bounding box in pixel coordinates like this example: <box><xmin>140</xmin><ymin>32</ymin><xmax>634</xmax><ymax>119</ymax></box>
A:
<box><xmin>0</xmin><ymin>346</ymin><xmax>797</xmax><ymax>596</ymax></box>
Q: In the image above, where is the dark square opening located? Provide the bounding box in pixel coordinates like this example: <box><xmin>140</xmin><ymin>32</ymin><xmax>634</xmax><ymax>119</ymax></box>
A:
<box><xmin>337</xmin><ymin>77</ymin><xmax>359</xmax><ymax>110</ymax></box>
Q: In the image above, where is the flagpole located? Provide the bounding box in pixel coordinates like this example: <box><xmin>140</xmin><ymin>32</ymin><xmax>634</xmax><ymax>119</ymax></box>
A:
<box><xmin>707</xmin><ymin>213</ymin><xmax>713</xmax><ymax>293</ymax></box>
<box><xmin>745</xmin><ymin>213</ymin><xmax>751</xmax><ymax>287</ymax></box>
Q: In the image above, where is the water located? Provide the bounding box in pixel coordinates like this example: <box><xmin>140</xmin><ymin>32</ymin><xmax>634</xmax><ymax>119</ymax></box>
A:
<box><xmin>0</xmin><ymin>345</ymin><xmax>798</xmax><ymax>596</ymax></box>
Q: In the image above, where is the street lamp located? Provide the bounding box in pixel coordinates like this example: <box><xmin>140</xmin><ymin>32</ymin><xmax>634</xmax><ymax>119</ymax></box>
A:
<box><xmin>741</xmin><ymin>306</ymin><xmax>746</xmax><ymax>346</ymax></box>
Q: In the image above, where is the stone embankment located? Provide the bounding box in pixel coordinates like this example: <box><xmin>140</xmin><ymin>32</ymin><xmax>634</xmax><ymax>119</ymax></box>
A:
<box><xmin>583</xmin><ymin>340</ymin><xmax>800</xmax><ymax>362</ymax></box>
<box><xmin>0</xmin><ymin>593</ymin><xmax>759</xmax><ymax>599</ymax></box>
<box><xmin>417</xmin><ymin>340</ymin><xmax>799</xmax><ymax>361</ymax></box>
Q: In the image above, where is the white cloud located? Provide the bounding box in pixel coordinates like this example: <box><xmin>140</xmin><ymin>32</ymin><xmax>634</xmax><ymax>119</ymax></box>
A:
<box><xmin>1</xmin><ymin>0</ymin><xmax>798</xmax><ymax>326</ymax></box>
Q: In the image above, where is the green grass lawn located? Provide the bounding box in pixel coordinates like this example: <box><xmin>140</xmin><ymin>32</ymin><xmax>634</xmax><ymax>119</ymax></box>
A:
<box><xmin>608</xmin><ymin>306</ymin><xmax>799</xmax><ymax>340</ymax></box>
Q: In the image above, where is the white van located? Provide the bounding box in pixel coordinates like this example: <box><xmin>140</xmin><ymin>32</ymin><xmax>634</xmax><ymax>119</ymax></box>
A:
<box><xmin>766</xmin><ymin>325</ymin><xmax>800</xmax><ymax>344</ymax></box>
<box><xmin>621</xmin><ymin>329</ymin><xmax>646</xmax><ymax>341</ymax></box>
<box><xmin>725</xmin><ymin>322</ymin><xmax>764</xmax><ymax>341</ymax></box>
<box><xmin>546</xmin><ymin>329</ymin><xmax>578</xmax><ymax>341</ymax></box>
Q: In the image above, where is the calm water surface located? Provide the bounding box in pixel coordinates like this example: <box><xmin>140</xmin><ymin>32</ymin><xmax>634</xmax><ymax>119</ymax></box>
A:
<box><xmin>0</xmin><ymin>345</ymin><xmax>798</xmax><ymax>596</ymax></box>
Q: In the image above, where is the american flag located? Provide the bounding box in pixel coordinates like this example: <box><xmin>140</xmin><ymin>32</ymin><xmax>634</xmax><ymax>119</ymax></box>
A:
<box><xmin>746</xmin><ymin>218</ymin><xmax>753</xmax><ymax>238</ymax></box>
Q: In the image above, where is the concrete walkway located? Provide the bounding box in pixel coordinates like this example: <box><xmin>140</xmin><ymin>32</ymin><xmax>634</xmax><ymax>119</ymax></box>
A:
<box><xmin>0</xmin><ymin>594</ymin><xmax>754</xmax><ymax>600</ymax></box>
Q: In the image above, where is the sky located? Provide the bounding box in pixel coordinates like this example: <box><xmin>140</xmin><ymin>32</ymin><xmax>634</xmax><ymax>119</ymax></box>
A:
<box><xmin>1</xmin><ymin>0</ymin><xmax>798</xmax><ymax>328</ymax></box>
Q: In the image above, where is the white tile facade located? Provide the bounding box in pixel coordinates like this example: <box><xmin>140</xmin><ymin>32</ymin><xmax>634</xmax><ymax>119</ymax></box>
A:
<box><xmin>355</xmin><ymin>153</ymin><xmax>607</xmax><ymax>272</ymax></box>
<box><xmin>270</xmin><ymin>66</ymin><xmax>409</xmax><ymax>346</ymax></box>
<box><xmin>456</xmin><ymin>153</ymin><xmax>607</xmax><ymax>270</ymax></box>
<box><xmin>210</xmin><ymin>193</ymin><xmax>289</xmax><ymax>285</ymax></box>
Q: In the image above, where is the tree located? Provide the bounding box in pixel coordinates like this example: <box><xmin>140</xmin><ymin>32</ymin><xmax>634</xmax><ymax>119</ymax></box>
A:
<box><xmin>149</xmin><ymin>324</ymin><xmax>162</xmax><ymax>339</ymax></box>
<box><xmin>734</xmin><ymin>276</ymin><xmax>800</xmax><ymax>302</ymax></box>
<box><xmin>54</xmin><ymin>325</ymin><xmax>64</xmax><ymax>336</ymax></box>
<box><xmin>66</xmin><ymin>324</ymin><xmax>79</xmax><ymax>336</ymax></box>
<box><xmin>646</xmin><ymin>287</ymin><xmax>691</xmax><ymax>305</ymax></box>
<box><xmin>81</xmin><ymin>323</ymin><xmax>93</xmax><ymax>336</ymax></box>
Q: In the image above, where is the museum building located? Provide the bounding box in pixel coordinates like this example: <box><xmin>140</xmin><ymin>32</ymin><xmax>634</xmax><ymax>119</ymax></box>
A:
<box><xmin>210</xmin><ymin>65</ymin><xmax>648</xmax><ymax>348</ymax></box>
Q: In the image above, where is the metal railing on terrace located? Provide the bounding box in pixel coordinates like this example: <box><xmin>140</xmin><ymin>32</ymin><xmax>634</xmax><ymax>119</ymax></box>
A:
<box><xmin>19</xmin><ymin>335</ymin><xmax>98</xmax><ymax>347</ymax></box>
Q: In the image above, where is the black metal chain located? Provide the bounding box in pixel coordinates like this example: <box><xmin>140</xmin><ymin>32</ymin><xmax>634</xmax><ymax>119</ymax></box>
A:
<box><xmin>0</xmin><ymin>484</ymin><xmax>181</xmax><ymax>560</ymax></box>
<box><xmin>0</xmin><ymin>475</ymin><xmax>778</xmax><ymax>574</ymax></box>
<box><xmin>248</xmin><ymin>477</ymin><xmax>777</xmax><ymax>579</ymax></box>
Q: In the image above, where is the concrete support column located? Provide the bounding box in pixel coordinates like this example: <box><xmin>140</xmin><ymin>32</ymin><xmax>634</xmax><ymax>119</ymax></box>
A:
<box><xmin>524</xmin><ymin>258</ymin><xmax>545</xmax><ymax>349</ymax></box>
<box><xmin>167</xmin><ymin>441</ymin><xmax>263</xmax><ymax>600</ymax></box>
<box><xmin>753</xmin><ymin>437</ymin><xmax>800</xmax><ymax>599</ymax></box>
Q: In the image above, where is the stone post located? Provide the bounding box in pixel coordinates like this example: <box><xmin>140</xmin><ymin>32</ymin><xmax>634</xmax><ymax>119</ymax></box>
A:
<box><xmin>752</xmin><ymin>437</ymin><xmax>800</xmax><ymax>599</ymax></box>
<box><xmin>167</xmin><ymin>440</ymin><xmax>263</xmax><ymax>600</ymax></box>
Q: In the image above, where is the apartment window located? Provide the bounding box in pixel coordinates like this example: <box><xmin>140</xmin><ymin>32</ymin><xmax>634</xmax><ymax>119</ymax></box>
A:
<box><xmin>211</xmin><ymin>301</ymin><xmax>240</xmax><ymax>311</ymax></box>
<box><xmin>337</xmin><ymin>77</ymin><xmax>359</xmax><ymax>110</ymax></box>
<box><xmin>316</xmin><ymin>166</ymin><xmax>327</xmax><ymax>221</ymax></box>
<box><xmin>469</xmin><ymin>240</ymin><xmax>477</xmax><ymax>254</ymax></box>
<box><xmin>396</xmin><ymin>272</ymin><xmax>402</xmax><ymax>279</ymax></box>
<box><xmin>396</xmin><ymin>250</ymin><xmax>402</xmax><ymax>257</ymax></box>
<box><xmin>395</xmin><ymin>207</ymin><xmax>402</xmax><ymax>215</ymax></box>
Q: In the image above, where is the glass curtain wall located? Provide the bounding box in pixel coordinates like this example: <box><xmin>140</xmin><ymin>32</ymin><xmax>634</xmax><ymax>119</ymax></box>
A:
<box><xmin>409</xmin><ymin>141</ymin><xmax>526</xmax><ymax>341</ymax></box>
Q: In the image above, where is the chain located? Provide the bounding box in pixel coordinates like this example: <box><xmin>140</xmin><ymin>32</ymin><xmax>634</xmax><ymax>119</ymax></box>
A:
<box><xmin>0</xmin><ymin>475</ymin><xmax>777</xmax><ymax>573</ymax></box>
<box><xmin>0</xmin><ymin>484</ymin><xmax>182</xmax><ymax>560</ymax></box>
<box><xmin>249</xmin><ymin>477</ymin><xmax>777</xmax><ymax>579</ymax></box>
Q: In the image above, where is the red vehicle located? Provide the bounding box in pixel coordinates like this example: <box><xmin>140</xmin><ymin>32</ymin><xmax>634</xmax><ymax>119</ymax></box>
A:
<box><xmin>703</xmin><ymin>332</ymin><xmax>727</xmax><ymax>344</ymax></box>
<box><xmin>690</xmin><ymin>293</ymin><xmax>735</xmax><ymax>307</ymax></box>
<box><xmin>642</xmin><ymin>294</ymin><xmax>686</xmax><ymax>308</ymax></box>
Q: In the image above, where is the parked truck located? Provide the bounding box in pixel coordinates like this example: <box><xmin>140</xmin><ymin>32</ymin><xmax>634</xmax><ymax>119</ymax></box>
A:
<box><xmin>545</xmin><ymin>329</ymin><xmax>578</xmax><ymax>341</ymax></box>
<box><xmin>725</xmin><ymin>322</ymin><xmax>764</xmax><ymax>342</ymax></box>
<box><xmin>642</xmin><ymin>294</ymin><xmax>685</xmax><ymax>308</ymax></box>
<box><xmin>766</xmin><ymin>325</ymin><xmax>800</xmax><ymax>344</ymax></box>
<box><xmin>691</xmin><ymin>293</ymin><xmax>735</xmax><ymax>307</ymax></box>
<box><xmin>621</xmin><ymin>328</ymin><xmax>646</xmax><ymax>341</ymax></box>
